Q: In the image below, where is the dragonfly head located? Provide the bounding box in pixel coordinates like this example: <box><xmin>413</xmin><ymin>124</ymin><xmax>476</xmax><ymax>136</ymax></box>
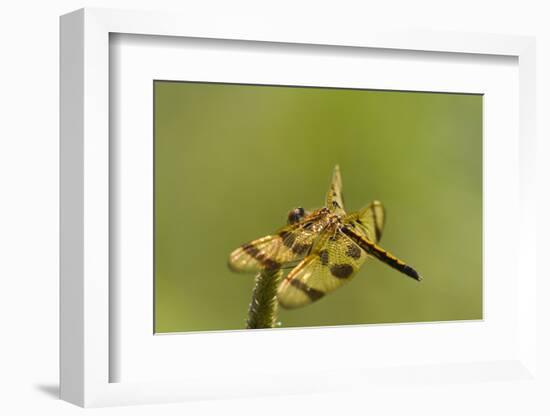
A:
<box><xmin>287</xmin><ymin>207</ymin><xmax>306</xmax><ymax>225</ymax></box>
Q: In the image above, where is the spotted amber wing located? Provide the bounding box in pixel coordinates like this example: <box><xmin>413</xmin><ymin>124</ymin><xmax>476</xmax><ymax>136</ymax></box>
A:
<box><xmin>277</xmin><ymin>225</ymin><xmax>367</xmax><ymax>309</ymax></box>
<box><xmin>228</xmin><ymin>220</ymin><xmax>322</xmax><ymax>273</ymax></box>
<box><xmin>326</xmin><ymin>165</ymin><xmax>346</xmax><ymax>215</ymax></box>
<box><xmin>344</xmin><ymin>200</ymin><xmax>385</xmax><ymax>243</ymax></box>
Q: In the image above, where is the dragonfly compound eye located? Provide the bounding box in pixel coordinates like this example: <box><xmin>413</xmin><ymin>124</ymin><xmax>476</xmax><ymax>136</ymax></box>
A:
<box><xmin>287</xmin><ymin>207</ymin><xmax>305</xmax><ymax>224</ymax></box>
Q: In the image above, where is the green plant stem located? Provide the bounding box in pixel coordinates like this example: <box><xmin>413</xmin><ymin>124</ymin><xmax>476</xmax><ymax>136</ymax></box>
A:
<box><xmin>246</xmin><ymin>268</ymin><xmax>282</xmax><ymax>329</ymax></box>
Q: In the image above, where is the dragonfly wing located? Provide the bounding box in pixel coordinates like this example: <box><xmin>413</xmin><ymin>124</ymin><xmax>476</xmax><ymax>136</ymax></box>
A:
<box><xmin>228</xmin><ymin>234</ymin><xmax>285</xmax><ymax>272</ymax></box>
<box><xmin>344</xmin><ymin>200</ymin><xmax>385</xmax><ymax>243</ymax></box>
<box><xmin>277</xmin><ymin>227</ymin><xmax>367</xmax><ymax>308</ymax></box>
<box><xmin>326</xmin><ymin>165</ymin><xmax>346</xmax><ymax>215</ymax></box>
<box><xmin>228</xmin><ymin>220</ymin><xmax>322</xmax><ymax>273</ymax></box>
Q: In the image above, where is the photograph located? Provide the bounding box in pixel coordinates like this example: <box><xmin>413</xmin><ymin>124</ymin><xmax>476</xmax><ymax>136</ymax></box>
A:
<box><xmin>154</xmin><ymin>80</ymin><xmax>482</xmax><ymax>333</ymax></box>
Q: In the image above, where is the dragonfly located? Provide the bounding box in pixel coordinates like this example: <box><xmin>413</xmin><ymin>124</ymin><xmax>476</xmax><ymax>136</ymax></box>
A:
<box><xmin>228</xmin><ymin>165</ymin><xmax>422</xmax><ymax>309</ymax></box>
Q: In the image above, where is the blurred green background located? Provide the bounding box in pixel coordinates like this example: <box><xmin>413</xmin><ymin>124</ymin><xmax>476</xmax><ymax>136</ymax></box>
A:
<box><xmin>154</xmin><ymin>81</ymin><xmax>482</xmax><ymax>333</ymax></box>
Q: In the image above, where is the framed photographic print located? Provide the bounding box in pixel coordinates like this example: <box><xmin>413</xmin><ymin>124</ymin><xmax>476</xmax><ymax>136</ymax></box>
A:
<box><xmin>60</xmin><ymin>8</ymin><xmax>538</xmax><ymax>408</ymax></box>
<box><xmin>153</xmin><ymin>81</ymin><xmax>479</xmax><ymax>333</ymax></box>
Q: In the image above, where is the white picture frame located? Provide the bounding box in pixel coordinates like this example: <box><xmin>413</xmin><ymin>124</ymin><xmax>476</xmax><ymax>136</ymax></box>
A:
<box><xmin>60</xmin><ymin>7</ymin><xmax>537</xmax><ymax>408</ymax></box>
